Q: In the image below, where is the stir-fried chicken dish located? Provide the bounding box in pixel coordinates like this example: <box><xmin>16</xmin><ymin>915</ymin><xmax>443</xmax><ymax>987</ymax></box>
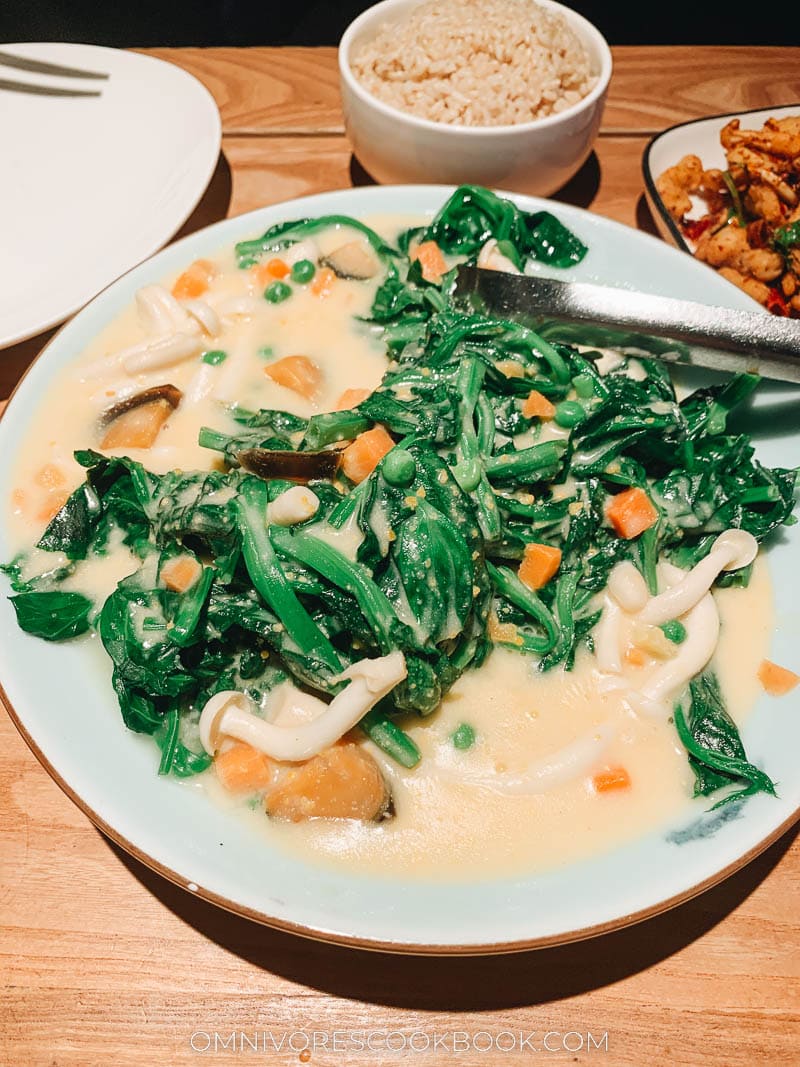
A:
<box><xmin>657</xmin><ymin>115</ymin><xmax>800</xmax><ymax>315</ymax></box>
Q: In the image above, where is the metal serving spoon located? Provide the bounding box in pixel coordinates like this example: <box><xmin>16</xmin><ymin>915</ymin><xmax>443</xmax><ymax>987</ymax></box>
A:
<box><xmin>454</xmin><ymin>266</ymin><xmax>800</xmax><ymax>384</ymax></box>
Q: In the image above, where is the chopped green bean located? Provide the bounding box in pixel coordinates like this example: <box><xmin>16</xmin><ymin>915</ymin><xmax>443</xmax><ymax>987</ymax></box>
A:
<box><xmin>572</xmin><ymin>373</ymin><xmax>595</xmax><ymax>398</ymax></box>
<box><xmin>484</xmin><ymin>441</ymin><xmax>566</xmax><ymax>483</ymax></box>
<box><xmin>360</xmin><ymin>707</ymin><xmax>421</xmax><ymax>768</ymax></box>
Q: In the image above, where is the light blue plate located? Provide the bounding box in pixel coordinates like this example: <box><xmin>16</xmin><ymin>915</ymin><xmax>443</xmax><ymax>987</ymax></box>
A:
<box><xmin>1</xmin><ymin>186</ymin><xmax>798</xmax><ymax>953</ymax></box>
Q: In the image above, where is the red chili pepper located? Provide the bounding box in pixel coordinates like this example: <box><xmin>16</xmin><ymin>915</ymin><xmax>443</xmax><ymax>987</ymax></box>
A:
<box><xmin>682</xmin><ymin>216</ymin><xmax>713</xmax><ymax>242</ymax></box>
<box><xmin>766</xmin><ymin>287</ymin><xmax>789</xmax><ymax>316</ymax></box>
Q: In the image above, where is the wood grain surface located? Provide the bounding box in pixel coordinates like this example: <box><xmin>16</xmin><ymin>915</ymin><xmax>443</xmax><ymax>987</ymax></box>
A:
<box><xmin>2</xmin><ymin>45</ymin><xmax>799</xmax><ymax>1067</ymax></box>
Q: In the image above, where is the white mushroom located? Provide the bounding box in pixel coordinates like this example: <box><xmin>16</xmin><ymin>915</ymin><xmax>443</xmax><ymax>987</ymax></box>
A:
<box><xmin>266</xmin><ymin>485</ymin><xmax>320</xmax><ymax>527</ymax></box>
<box><xmin>181</xmin><ymin>298</ymin><xmax>221</xmax><ymax>337</ymax></box>
<box><xmin>593</xmin><ymin>561</ymin><xmax>651</xmax><ymax>675</ymax></box>
<box><xmin>199</xmin><ymin>651</ymin><xmax>407</xmax><ymax>762</ymax></box>
<box><xmin>639</xmin><ymin>529</ymin><xmax>758</xmax><ymax>626</ymax></box>
<box><xmin>593</xmin><ymin>529</ymin><xmax>757</xmax><ymax>718</ymax></box>
<box><xmin>183</xmin><ymin>362</ymin><xmax>217</xmax><ymax>405</ymax></box>
<box><xmin>429</xmin><ymin>722</ymin><xmax>617</xmax><ymax>796</ymax></box>
<box><xmin>213</xmin><ymin>295</ymin><xmax>264</xmax><ymax>320</ymax></box>
<box><xmin>593</xmin><ymin>595</ymin><xmax>624</xmax><ymax>674</ymax></box>
<box><xmin>477</xmin><ymin>238</ymin><xmax>520</xmax><ymax>275</ymax></box>
<box><xmin>121</xmin><ymin>332</ymin><xmax>204</xmax><ymax>374</ymax></box>
<box><xmin>627</xmin><ymin>581</ymin><xmax>720</xmax><ymax>719</ymax></box>
<box><xmin>136</xmin><ymin>285</ymin><xmax>193</xmax><ymax>336</ymax></box>
<box><xmin>607</xmin><ymin>560</ymin><xmax>650</xmax><ymax>613</ymax></box>
<box><xmin>283</xmin><ymin>238</ymin><xmax>320</xmax><ymax>268</ymax></box>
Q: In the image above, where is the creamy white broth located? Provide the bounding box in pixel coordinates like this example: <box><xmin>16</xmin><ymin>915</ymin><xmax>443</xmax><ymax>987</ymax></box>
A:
<box><xmin>5</xmin><ymin>210</ymin><xmax>778</xmax><ymax>881</ymax></box>
<box><xmin>201</xmin><ymin>556</ymin><xmax>772</xmax><ymax>880</ymax></box>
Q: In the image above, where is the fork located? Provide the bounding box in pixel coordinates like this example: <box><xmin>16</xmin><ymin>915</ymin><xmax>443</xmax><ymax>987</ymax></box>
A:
<box><xmin>0</xmin><ymin>48</ymin><xmax>108</xmax><ymax>97</ymax></box>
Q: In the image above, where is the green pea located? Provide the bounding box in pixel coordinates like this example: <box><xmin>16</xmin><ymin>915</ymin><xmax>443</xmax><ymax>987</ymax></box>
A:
<box><xmin>291</xmin><ymin>259</ymin><xmax>316</xmax><ymax>284</ymax></box>
<box><xmin>264</xmin><ymin>280</ymin><xmax>292</xmax><ymax>303</ymax></box>
<box><xmin>452</xmin><ymin>723</ymin><xmax>476</xmax><ymax>750</ymax></box>
<box><xmin>382</xmin><ymin>448</ymin><xmax>416</xmax><ymax>487</ymax></box>
<box><xmin>660</xmin><ymin>619</ymin><xmax>687</xmax><ymax>644</ymax></box>
<box><xmin>554</xmin><ymin>400</ymin><xmax>585</xmax><ymax>428</ymax></box>
<box><xmin>257</xmin><ymin>345</ymin><xmax>274</xmax><ymax>359</ymax></box>
<box><xmin>201</xmin><ymin>349</ymin><xmax>227</xmax><ymax>366</ymax></box>
<box><xmin>572</xmin><ymin>372</ymin><xmax>595</xmax><ymax>398</ymax></box>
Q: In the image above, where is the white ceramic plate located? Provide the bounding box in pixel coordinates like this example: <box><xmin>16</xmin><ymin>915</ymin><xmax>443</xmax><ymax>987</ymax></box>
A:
<box><xmin>642</xmin><ymin>103</ymin><xmax>800</xmax><ymax>253</ymax></box>
<box><xmin>0</xmin><ymin>43</ymin><xmax>221</xmax><ymax>349</ymax></box>
<box><xmin>1</xmin><ymin>186</ymin><xmax>798</xmax><ymax>954</ymax></box>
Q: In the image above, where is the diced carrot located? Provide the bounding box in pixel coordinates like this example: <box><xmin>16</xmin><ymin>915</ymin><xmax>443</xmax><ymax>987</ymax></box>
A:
<box><xmin>265</xmin><ymin>257</ymin><xmax>290</xmax><ymax>278</ymax></box>
<box><xmin>522</xmin><ymin>389</ymin><xmax>556</xmax><ymax>419</ymax></box>
<box><xmin>606</xmin><ymin>487</ymin><xmax>658</xmax><ymax>539</ymax></box>
<box><xmin>171</xmin><ymin>259</ymin><xmax>215</xmax><ymax>300</ymax></box>
<box><xmin>264</xmin><ymin>355</ymin><xmax>323</xmax><ymax>399</ymax></box>
<box><xmin>215</xmin><ymin>742</ymin><xmax>276</xmax><ymax>794</ymax></box>
<box><xmin>36</xmin><ymin>491</ymin><xmax>68</xmax><ymax>523</ymax></box>
<box><xmin>518</xmin><ymin>542</ymin><xmax>562</xmax><ymax>590</ymax></box>
<box><xmin>100</xmin><ymin>399</ymin><xmax>174</xmax><ymax>450</ymax></box>
<box><xmin>253</xmin><ymin>257</ymin><xmax>290</xmax><ymax>286</ymax></box>
<box><xmin>335</xmin><ymin>388</ymin><xmax>371</xmax><ymax>411</ymax></box>
<box><xmin>592</xmin><ymin>767</ymin><xmax>631</xmax><ymax>793</ymax></box>
<box><xmin>310</xmin><ymin>266</ymin><xmax>336</xmax><ymax>297</ymax></box>
<box><xmin>412</xmin><ymin>240</ymin><xmax>447</xmax><ymax>283</ymax></box>
<box><xmin>161</xmin><ymin>554</ymin><xmax>202</xmax><ymax>594</ymax></box>
<box><xmin>624</xmin><ymin>645</ymin><xmax>649</xmax><ymax>667</ymax></box>
<box><xmin>265</xmin><ymin>742</ymin><xmax>389</xmax><ymax>822</ymax></box>
<box><xmin>758</xmin><ymin>659</ymin><xmax>800</xmax><ymax>696</ymax></box>
<box><xmin>341</xmin><ymin>425</ymin><xmax>395</xmax><ymax>484</ymax></box>
<box><xmin>11</xmin><ymin>489</ymin><xmax>26</xmax><ymax>510</ymax></box>
<box><xmin>34</xmin><ymin>464</ymin><xmax>66</xmax><ymax>490</ymax></box>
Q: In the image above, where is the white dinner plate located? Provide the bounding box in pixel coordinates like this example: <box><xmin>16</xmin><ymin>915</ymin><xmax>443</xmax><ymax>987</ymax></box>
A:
<box><xmin>0</xmin><ymin>43</ymin><xmax>221</xmax><ymax>349</ymax></box>
<box><xmin>0</xmin><ymin>186</ymin><xmax>798</xmax><ymax>953</ymax></box>
<box><xmin>642</xmin><ymin>103</ymin><xmax>800</xmax><ymax>254</ymax></box>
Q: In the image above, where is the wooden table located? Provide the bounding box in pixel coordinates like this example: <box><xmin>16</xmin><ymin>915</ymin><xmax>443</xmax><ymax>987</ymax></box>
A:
<box><xmin>2</xmin><ymin>46</ymin><xmax>799</xmax><ymax>1067</ymax></box>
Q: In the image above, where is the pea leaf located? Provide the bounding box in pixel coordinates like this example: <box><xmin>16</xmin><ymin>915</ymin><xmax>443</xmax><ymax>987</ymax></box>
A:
<box><xmin>674</xmin><ymin>673</ymin><xmax>776</xmax><ymax>809</ymax></box>
<box><xmin>386</xmin><ymin>499</ymin><xmax>474</xmax><ymax>645</ymax></box>
<box><xmin>9</xmin><ymin>590</ymin><xmax>93</xmax><ymax>640</ymax></box>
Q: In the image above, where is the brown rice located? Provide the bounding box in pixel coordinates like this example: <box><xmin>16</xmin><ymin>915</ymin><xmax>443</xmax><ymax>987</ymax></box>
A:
<box><xmin>349</xmin><ymin>0</ymin><xmax>597</xmax><ymax>128</ymax></box>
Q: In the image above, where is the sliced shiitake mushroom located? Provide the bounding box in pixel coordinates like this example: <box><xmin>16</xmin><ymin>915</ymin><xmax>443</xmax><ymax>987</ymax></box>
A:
<box><xmin>238</xmin><ymin>447</ymin><xmax>341</xmax><ymax>483</ymax></box>
<box><xmin>100</xmin><ymin>384</ymin><xmax>183</xmax><ymax>450</ymax></box>
<box><xmin>265</xmin><ymin>742</ymin><xmax>392</xmax><ymax>822</ymax></box>
<box><xmin>320</xmin><ymin>240</ymin><xmax>381</xmax><ymax>281</ymax></box>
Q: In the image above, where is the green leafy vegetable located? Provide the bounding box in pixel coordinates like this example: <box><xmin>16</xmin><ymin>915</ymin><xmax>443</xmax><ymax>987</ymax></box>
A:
<box><xmin>235</xmin><ymin>214</ymin><xmax>399</xmax><ymax>269</ymax></box>
<box><xmin>417</xmin><ymin>184</ymin><xmax>588</xmax><ymax>268</ymax></box>
<box><xmin>4</xmin><ymin>184</ymin><xmax>796</xmax><ymax>792</ymax></box>
<box><xmin>772</xmin><ymin>220</ymin><xmax>800</xmax><ymax>257</ymax></box>
<box><xmin>10</xmin><ymin>590</ymin><xmax>93</xmax><ymax>640</ymax></box>
<box><xmin>721</xmin><ymin>171</ymin><xmax>746</xmax><ymax>227</ymax></box>
<box><xmin>674</xmin><ymin>673</ymin><xmax>776</xmax><ymax>809</ymax></box>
